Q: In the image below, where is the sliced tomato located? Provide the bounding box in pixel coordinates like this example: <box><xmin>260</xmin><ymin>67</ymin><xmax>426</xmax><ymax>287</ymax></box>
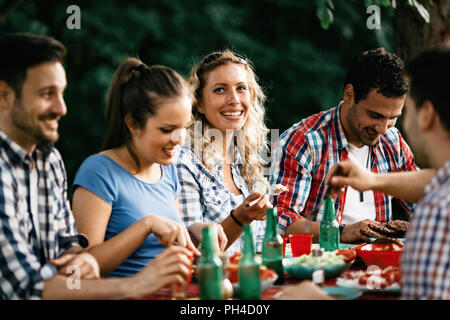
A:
<box><xmin>227</xmin><ymin>264</ymin><xmax>277</xmax><ymax>283</ymax></box>
<box><xmin>336</xmin><ymin>249</ymin><xmax>357</xmax><ymax>263</ymax></box>
<box><xmin>368</xmin><ymin>276</ymin><xmax>388</xmax><ymax>289</ymax></box>
<box><xmin>226</xmin><ymin>264</ymin><xmax>239</xmax><ymax>283</ymax></box>
<box><xmin>382</xmin><ymin>268</ymin><xmax>401</xmax><ymax>285</ymax></box>
<box><xmin>260</xmin><ymin>266</ymin><xmax>277</xmax><ymax>281</ymax></box>
<box><xmin>229</xmin><ymin>252</ymin><xmax>242</xmax><ymax>264</ymax></box>
<box><xmin>341</xmin><ymin>271</ymin><xmax>359</xmax><ymax>280</ymax></box>
<box><xmin>358</xmin><ymin>274</ymin><xmax>370</xmax><ymax>286</ymax></box>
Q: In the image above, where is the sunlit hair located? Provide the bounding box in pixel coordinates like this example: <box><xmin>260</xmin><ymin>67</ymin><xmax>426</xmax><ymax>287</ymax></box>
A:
<box><xmin>103</xmin><ymin>57</ymin><xmax>192</xmax><ymax>172</ymax></box>
<box><xmin>187</xmin><ymin>50</ymin><xmax>269</xmax><ymax>191</ymax></box>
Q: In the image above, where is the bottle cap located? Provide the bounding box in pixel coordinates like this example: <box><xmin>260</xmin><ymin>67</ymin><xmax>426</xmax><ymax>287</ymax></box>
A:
<box><xmin>311</xmin><ymin>248</ymin><xmax>323</xmax><ymax>257</ymax></box>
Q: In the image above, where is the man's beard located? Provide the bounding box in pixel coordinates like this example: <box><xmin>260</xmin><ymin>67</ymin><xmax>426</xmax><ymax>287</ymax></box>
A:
<box><xmin>404</xmin><ymin>130</ymin><xmax>430</xmax><ymax>168</ymax></box>
<box><xmin>347</xmin><ymin>105</ymin><xmax>379</xmax><ymax>147</ymax></box>
<box><xmin>11</xmin><ymin>98</ymin><xmax>59</xmax><ymax>146</ymax></box>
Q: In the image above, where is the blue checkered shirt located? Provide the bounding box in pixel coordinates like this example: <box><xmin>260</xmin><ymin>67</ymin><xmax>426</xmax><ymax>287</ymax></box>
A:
<box><xmin>402</xmin><ymin>160</ymin><xmax>450</xmax><ymax>299</ymax></box>
<box><xmin>175</xmin><ymin>145</ymin><xmax>266</xmax><ymax>254</ymax></box>
<box><xmin>0</xmin><ymin>130</ymin><xmax>78</xmax><ymax>299</ymax></box>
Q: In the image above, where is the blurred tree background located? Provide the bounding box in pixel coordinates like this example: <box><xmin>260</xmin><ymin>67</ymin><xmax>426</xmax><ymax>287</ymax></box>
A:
<box><xmin>0</xmin><ymin>0</ymin><xmax>446</xmax><ymax>196</ymax></box>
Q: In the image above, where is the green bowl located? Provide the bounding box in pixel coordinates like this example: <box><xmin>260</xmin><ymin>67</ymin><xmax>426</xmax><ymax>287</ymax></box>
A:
<box><xmin>283</xmin><ymin>257</ymin><xmax>348</xmax><ymax>280</ymax></box>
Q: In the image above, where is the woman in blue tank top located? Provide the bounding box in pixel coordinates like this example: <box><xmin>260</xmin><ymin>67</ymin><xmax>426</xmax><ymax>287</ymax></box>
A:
<box><xmin>72</xmin><ymin>58</ymin><xmax>227</xmax><ymax>279</ymax></box>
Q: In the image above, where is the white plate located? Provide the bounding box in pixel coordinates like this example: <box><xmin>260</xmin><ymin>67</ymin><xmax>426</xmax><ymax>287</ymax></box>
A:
<box><xmin>336</xmin><ymin>277</ymin><xmax>401</xmax><ymax>293</ymax></box>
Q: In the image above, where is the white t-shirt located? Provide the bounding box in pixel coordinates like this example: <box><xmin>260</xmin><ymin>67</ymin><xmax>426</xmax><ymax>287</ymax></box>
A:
<box><xmin>341</xmin><ymin>144</ymin><xmax>376</xmax><ymax>224</ymax></box>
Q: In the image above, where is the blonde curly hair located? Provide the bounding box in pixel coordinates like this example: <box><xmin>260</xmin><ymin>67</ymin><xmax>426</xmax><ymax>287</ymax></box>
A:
<box><xmin>187</xmin><ymin>50</ymin><xmax>270</xmax><ymax>192</ymax></box>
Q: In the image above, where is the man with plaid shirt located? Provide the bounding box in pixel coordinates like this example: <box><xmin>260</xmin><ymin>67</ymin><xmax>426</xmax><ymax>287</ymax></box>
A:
<box><xmin>270</xmin><ymin>48</ymin><xmax>418</xmax><ymax>243</ymax></box>
<box><xmin>326</xmin><ymin>46</ymin><xmax>450</xmax><ymax>299</ymax></box>
<box><xmin>0</xmin><ymin>33</ymin><xmax>194</xmax><ymax>299</ymax></box>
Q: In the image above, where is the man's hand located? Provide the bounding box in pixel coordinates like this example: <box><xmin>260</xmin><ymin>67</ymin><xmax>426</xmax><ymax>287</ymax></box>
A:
<box><xmin>341</xmin><ymin>219</ymin><xmax>380</xmax><ymax>243</ymax></box>
<box><xmin>49</xmin><ymin>252</ymin><xmax>100</xmax><ymax>280</ymax></box>
<box><xmin>325</xmin><ymin>160</ymin><xmax>377</xmax><ymax>198</ymax></box>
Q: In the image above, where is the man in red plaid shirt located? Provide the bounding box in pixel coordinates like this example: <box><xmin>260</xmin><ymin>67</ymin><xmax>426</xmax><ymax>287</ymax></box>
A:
<box><xmin>270</xmin><ymin>48</ymin><xmax>418</xmax><ymax>243</ymax></box>
<box><xmin>326</xmin><ymin>46</ymin><xmax>450</xmax><ymax>299</ymax></box>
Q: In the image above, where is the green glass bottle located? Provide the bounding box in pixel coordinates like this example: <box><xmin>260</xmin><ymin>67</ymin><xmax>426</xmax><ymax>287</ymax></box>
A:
<box><xmin>198</xmin><ymin>226</ymin><xmax>224</xmax><ymax>300</ymax></box>
<box><xmin>319</xmin><ymin>195</ymin><xmax>340</xmax><ymax>251</ymax></box>
<box><xmin>239</xmin><ymin>225</ymin><xmax>261</xmax><ymax>300</ymax></box>
<box><xmin>262</xmin><ymin>208</ymin><xmax>284</xmax><ymax>285</ymax></box>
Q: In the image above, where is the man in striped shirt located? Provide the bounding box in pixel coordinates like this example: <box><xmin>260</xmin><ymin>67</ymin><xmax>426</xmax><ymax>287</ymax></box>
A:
<box><xmin>326</xmin><ymin>46</ymin><xmax>450</xmax><ymax>299</ymax></box>
<box><xmin>270</xmin><ymin>48</ymin><xmax>417</xmax><ymax>243</ymax></box>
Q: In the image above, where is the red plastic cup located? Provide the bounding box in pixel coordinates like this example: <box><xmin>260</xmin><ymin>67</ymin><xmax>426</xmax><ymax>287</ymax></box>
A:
<box><xmin>289</xmin><ymin>233</ymin><xmax>313</xmax><ymax>257</ymax></box>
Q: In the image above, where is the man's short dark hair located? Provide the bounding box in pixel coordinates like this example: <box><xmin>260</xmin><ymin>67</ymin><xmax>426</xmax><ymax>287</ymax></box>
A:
<box><xmin>406</xmin><ymin>45</ymin><xmax>450</xmax><ymax>132</ymax></box>
<box><xmin>344</xmin><ymin>47</ymin><xmax>409</xmax><ymax>103</ymax></box>
<box><xmin>0</xmin><ymin>33</ymin><xmax>66</xmax><ymax>97</ymax></box>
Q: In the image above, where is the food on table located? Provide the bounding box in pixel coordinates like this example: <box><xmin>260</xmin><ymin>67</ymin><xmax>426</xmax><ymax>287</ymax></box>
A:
<box><xmin>226</xmin><ymin>252</ymin><xmax>277</xmax><ymax>284</ymax></box>
<box><xmin>284</xmin><ymin>250</ymin><xmax>347</xmax><ymax>267</ymax></box>
<box><xmin>368</xmin><ymin>223</ymin><xmax>397</xmax><ymax>236</ymax></box>
<box><xmin>273</xmin><ymin>184</ymin><xmax>289</xmax><ymax>194</ymax></box>
<box><xmin>336</xmin><ymin>249</ymin><xmax>357</xmax><ymax>263</ymax></box>
<box><xmin>337</xmin><ymin>266</ymin><xmax>402</xmax><ymax>290</ymax></box>
<box><xmin>386</xmin><ymin>220</ymin><xmax>408</xmax><ymax>233</ymax></box>
<box><xmin>360</xmin><ymin>243</ymin><xmax>403</xmax><ymax>251</ymax></box>
<box><xmin>229</xmin><ymin>252</ymin><xmax>242</xmax><ymax>264</ymax></box>
<box><xmin>360</xmin><ymin>220</ymin><xmax>408</xmax><ymax>245</ymax></box>
<box><xmin>283</xmin><ymin>249</ymin><xmax>355</xmax><ymax>280</ymax></box>
<box><xmin>360</xmin><ymin>226</ymin><xmax>396</xmax><ymax>243</ymax></box>
<box><xmin>354</xmin><ymin>243</ymin><xmax>403</xmax><ymax>268</ymax></box>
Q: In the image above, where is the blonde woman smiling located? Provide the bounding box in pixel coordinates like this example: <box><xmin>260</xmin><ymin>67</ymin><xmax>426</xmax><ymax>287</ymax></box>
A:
<box><xmin>176</xmin><ymin>50</ymin><xmax>271</xmax><ymax>254</ymax></box>
<box><xmin>71</xmin><ymin>58</ymin><xmax>226</xmax><ymax>278</ymax></box>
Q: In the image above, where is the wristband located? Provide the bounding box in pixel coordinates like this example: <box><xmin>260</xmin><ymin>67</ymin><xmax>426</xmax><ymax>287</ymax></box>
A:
<box><xmin>230</xmin><ymin>210</ymin><xmax>244</xmax><ymax>227</ymax></box>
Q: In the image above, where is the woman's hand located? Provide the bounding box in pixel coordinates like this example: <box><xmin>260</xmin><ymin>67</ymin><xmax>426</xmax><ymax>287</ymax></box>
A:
<box><xmin>146</xmin><ymin>215</ymin><xmax>200</xmax><ymax>255</ymax></box>
<box><xmin>234</xmin><ymin>192</ymin><xmax>272</xmax><ymax>224</ymax></box>
<box><xmin>189</xmin><ymin>222</ymin><xmax>228</xmax><ymax>253</ymax></box>
<box><xmin>131</xmin><ymin>245</ymin><xmax>194</xmax><ymax>298</ymax></box>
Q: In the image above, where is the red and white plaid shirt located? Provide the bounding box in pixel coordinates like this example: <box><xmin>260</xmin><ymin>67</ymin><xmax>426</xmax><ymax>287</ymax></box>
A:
<box><xmin>270</xmin><ymin>104</ymin><xmax>418</xmax><ymax>235</ymax></box>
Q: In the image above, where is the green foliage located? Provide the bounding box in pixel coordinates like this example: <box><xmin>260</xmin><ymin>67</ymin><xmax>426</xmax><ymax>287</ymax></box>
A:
<box><xmin>0</xmin><ymin>0</ymin><xmax>393</xmax><ymax>192</ymax></box>
<box><xmin>316</xmin><ymin>0</ymin><xmax>432</xmax><ymax>28</ymax></box>
<box><xmin>316</xmin><ymin>0</ymin><xmax>334</xmax><ymax>29</ymax></box>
